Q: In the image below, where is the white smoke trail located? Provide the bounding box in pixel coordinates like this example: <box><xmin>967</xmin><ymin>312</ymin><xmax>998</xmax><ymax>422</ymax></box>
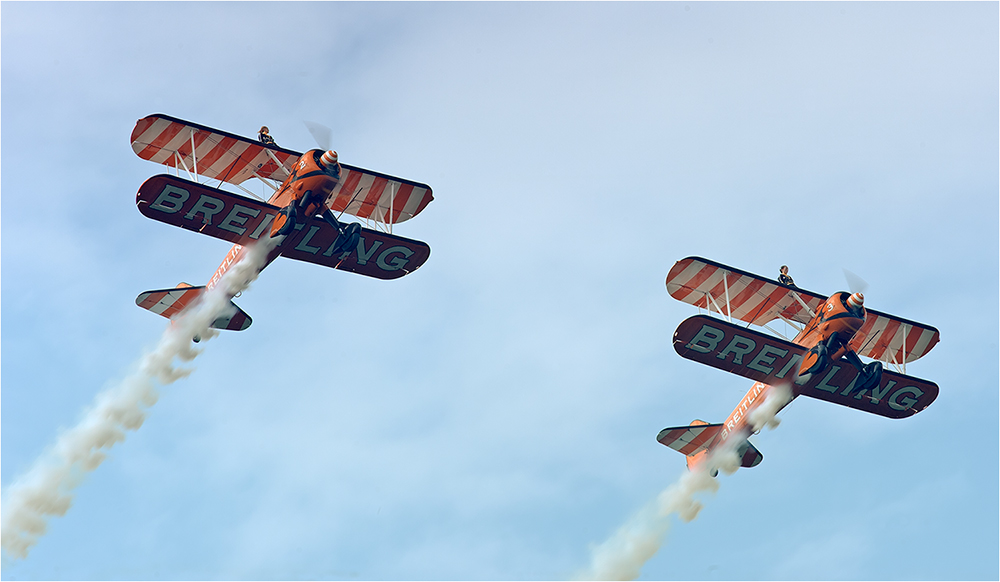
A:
<box><xmin>577</xmin><ymin>385</ymin><xmax>793</xmax><ymax>581</ymax></box>
<box><xmin>748</xmin><ymin>383</ymin><xmax>793</xmax><ymax>432</ymax></box>
<box><xmin>1</xmin><ymin>239</ymin><xmax>279</xmax><ymax>560</ymax></box>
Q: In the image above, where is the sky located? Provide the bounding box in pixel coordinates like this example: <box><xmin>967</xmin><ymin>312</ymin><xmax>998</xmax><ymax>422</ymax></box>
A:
<box><xmin>1</xmin><ymin>2</ymin><xmax>998</xmax><ymax>580</ymax></box>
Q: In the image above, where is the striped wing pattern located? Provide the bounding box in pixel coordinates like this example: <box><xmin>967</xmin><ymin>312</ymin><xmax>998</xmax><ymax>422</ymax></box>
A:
<box><xmin>666</xmin><ymin>257</ymin><xmax>826</xmax><ymax>326</ymax></box>
<box><xmin>665</xmin><ymin>257</ymin><xmax>940</xmax><ymax>364</ymax></box>
<box><xmin>328</xmin><ymin>166</ymin><xmax>434</xmax><ymax>225</ymax></box>
<box><xmin>131</xmin><ymin>114</ymin><xmax>434</xmax><ymax>224</ymax></box>
<box><xmin>656</xmin><ymin>422</ymin><xmax>723</xmax><ymax>456</ymax></box>
<box><xmin>131</xmin><ymin>115</ymin><xmax>298</xmax><ymax>185</ymax></box>
<box><xmin>135</xmin><ymin>286</ymin><xmax>251</xmax><ymax>332</ymax></box>
<box><xmin>849</xmin><ymin>312</ymin><xmax>940</xmax><ymax>365</ymax></box>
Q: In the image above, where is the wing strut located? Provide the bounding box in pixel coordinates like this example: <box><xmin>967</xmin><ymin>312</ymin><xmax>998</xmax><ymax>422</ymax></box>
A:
<box><xmin>723</xmin><ymin>271</ymin><xmax>732</xmax><ymax>322</ymax></box>
<box><xmin>778</xmin><ymin>315</ymin><xmax>804</xmax><ymax>333</ymax></box>
<box><xmin>704</xmin><ymin>292</ymin><xmax>727</xmax><ymax>321</ymax></box>
<box><xmin>174</xmin><ymin>151</ymin><xmax>195</xmax><ymax>182</ymax></box>
<box><xmin>791</xmin><ymin>291</ymin><xmax>817</xmax><ymax>319</ymax></box>
<box><xmin>263</xmin><ymin>148</ymin><xmax>290</xmax><ymax>180</ymax></box>
<box><xmin>389</xmin><ymin>181</ymin><xmax>395</xmax><ymax>234</ymax></box>
<box><xmin>190</xmin><ymin>129</ymin><xmax>199</xmax><ymax>178</ymax></box>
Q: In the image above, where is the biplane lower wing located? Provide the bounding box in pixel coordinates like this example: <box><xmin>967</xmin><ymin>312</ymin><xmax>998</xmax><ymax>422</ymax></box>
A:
<box><xmin>672</xmin><ymin>315</ymin><xmax>938</xmax><ymax>419</ymax></box>
<box><xmin>136</xmin><ymin>174</ymin><xmax>430</xmax><ymax>280</ymax></box>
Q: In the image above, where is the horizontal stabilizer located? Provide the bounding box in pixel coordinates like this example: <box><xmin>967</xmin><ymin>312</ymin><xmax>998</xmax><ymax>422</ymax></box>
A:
<box><xmin>737</xmin><ymin>440</ymin><xmax>763</xmax><ymax>468</ymax></box>
<box><xmin>135</xmin><ymin>285</ymin><xmax>251</xmax><ymax>331</ymax></box>
<box><xmin>658</xmin><ymin>422</ymin><xmax>763</xmax><ymax>470</ymax></box>
<box><xmin>657</xmin><ymin>420</ymin><xmax>723</xmax><ymax>457</ymax></box>
<box><xmin>672</xmin><ymin>314</ymin><xmax>938</xmax><ymax>418</ymax></box>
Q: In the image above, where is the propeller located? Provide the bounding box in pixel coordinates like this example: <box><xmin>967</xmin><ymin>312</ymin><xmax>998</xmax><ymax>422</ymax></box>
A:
<box><xmin>303</xmin><ymin>121</ymin><xmax>341</xmax><ymax>173</ymax></box>
<box><xmin>843</xmin><ymin>269</ymin><xmax>869</xmax><ymax>313</ymax></box>
<box><xmin>842</xmin><ymin>269</ymin><xmax>869</xmax><ymax>295</ymax></box>
<box><xmin>303</xmin><ymin>120</ymin><xmax>332</xmax><ymax>151</ymax></box>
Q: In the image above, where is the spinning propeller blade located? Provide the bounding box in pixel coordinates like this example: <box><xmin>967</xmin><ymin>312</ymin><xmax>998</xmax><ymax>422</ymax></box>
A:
<box><xmin>843</xmin><ymin>269</ymin><xmax>869</xmax><ymax>295</ymax></box>
<box><xmin>304</xmin><ymin>121</ymin><xmax>332</xmax><ymax>151</ymax></box>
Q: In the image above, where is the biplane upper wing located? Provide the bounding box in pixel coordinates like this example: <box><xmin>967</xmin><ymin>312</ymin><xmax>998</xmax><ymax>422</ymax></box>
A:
<box><xmin>672</xmin><ymin>314</ymin><xmax>939</xmax><ymax>419</ymax></box>
<box><xmin>136</xmin><ymin>174</ymin><xmax>430</xmax><ymax>280</ymax></box>
<box><xmin>847</xmin><ymin>309</ymin><xmax>940</xmax><ymax>365</ymax></box>
<box><xmin>131</xmin><ymin>114</ymin><xmax>300</xmax><ymax>185</ymax></box>
<box><xmin>666</xmin><ymin>256</ymin><xmax>827</xmax><ymax>326</ymax></box>
<box><xmin>665</xmin><ymin>256</ymin><xmax>939</xmax><ymax>364</ymax></box>
<box><xmin>131</xmin><ymin>114</ymin><xmax>434</xmax><ymax>224</ymax></box>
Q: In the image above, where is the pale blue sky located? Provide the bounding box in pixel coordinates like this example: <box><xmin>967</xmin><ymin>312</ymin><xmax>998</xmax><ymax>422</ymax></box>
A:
<box><xmin>2</xmin><ymin>2</ymin><xmax>997</xmax><ymax>580</ymax></box>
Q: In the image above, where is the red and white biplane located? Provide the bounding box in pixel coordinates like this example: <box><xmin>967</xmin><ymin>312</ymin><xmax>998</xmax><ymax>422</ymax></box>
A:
<box><xmin>657</xmin><ymin>257</ymin><xmax>940</xmax><ymax>475</ymax></box>
<box><xmin>130</xmin><ymin>114</ymin><xmax>433</xmax><ymax>338</ymax></box>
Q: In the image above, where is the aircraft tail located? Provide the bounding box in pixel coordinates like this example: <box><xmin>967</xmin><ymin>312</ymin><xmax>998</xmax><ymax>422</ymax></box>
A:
<box><xmin>135</xmin><ymin>283</ymin><xmax>252</xmax><ymax>331</ymax></box>
<box><xmin>657</xmin><ymin>419</ymin><xmax>763</xmax><ymax>471</ymax></box>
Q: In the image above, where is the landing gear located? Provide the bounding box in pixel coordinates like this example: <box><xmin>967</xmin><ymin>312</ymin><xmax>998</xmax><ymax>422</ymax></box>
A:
<box><xmin>853</xmin><ymin>361</ymin><xmax>883</xmax><ymax>394</ymax></box>
<box><xmin>835</xmin><ymin>337</ymin><xmax>883</xmax><ymax>394</ymax></box>
<box><xmin>844</xmin><ymin>351</ymin><xmax>883</xmax><ymax>395</ymax></box>
<box><xmin>271</xmin><ymin>203</ymin><xmax>298</xmax><ymax>237</ymax></box>
<box><xmin>321</xmin><ymin>209</ymin><xmax>360</xmax><ymax>254</ymax></box>
<box><xmin>334</xmin><ymin>222</ymin><xmax>361</xmax><ymax>254</ymax></box>
<box><xmin>799</xmin><ymin>341</ymin><xmax>830</xmax><ymax>377</ymax></box>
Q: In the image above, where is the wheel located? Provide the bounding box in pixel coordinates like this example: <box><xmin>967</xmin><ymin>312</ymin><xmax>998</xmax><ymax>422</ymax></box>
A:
<box><xmin>333</xmin><ymin>222</ymin><xmax>361</xmax><ymax>253</ymax></box>
<box><xmin>271</xmin><ymin>204</ymin><xmax>297</xmax><ymax>237</ymax></box>
<box><xmin>853</xmin><ymin>361</ymin><xmax>883</xmax><ymax>394</ymax></box>
<box><xmin>799</xmin><ymin>342</ymin><xmax>830</xmax><ymax>377</ymax></box>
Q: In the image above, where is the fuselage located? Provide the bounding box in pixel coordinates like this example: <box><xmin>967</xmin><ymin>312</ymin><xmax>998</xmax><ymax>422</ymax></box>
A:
<box><xmin>204</xmin><ymin>148</ymin><xmax>342</xmax><ymax>293</ymax></box>
<box><xmin>714</xmin><ymin>291</ymin><xmax>867</xmax><ymax>448</ymax></box>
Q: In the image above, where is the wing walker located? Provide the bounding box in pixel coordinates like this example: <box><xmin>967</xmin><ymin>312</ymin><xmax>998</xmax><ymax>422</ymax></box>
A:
<box><xmin>130</xmin><ymin>114</ymin><xmax>433</xmax><ymax>337</ymax></box>
<box><xmin>658</xmin><ymin>257</ymin><xmax>940</xmax><ymax>475</ymax></box>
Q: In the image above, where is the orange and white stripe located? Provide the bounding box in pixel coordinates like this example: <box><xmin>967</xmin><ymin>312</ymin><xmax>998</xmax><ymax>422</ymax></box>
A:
<box><xmin>849</xmin><ymin>313</ymin><xmax>939</xmax><ymax>364</ymax></box>
<box><xmin>666</xmin><ymin>257</ymin><xmax>826</xmax><ymax>326</ymax></box>
<box><xmin>131</xmin><ymin>115</ymin><xmax>298</xmax><ymax>185</ymax></box>
<box><xmin>656</xmin><ymin>422</ymin><xmax>723</xmax><ymax>456</ymax></box>
<box><xmin>328</xmin><ymin>168</ymin><xmax>433</xmax><ymax>224</ymax></box>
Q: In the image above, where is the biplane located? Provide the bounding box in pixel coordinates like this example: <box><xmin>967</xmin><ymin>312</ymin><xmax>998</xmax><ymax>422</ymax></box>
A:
<box><xmin>130</xmin><ymin>114</ymin><xmax>433</xmax><ymax>337</ymax></box>
<box><xmin>657</xmin><ymin>257</ymin><xmax>940</xmax><ymax>475</ymax></box>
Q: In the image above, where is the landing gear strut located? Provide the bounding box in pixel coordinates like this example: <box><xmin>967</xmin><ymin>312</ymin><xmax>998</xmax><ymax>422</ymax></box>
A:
<box><xmin>271</xmin><ymin>203</ymin><xmax>298</xmax><ymax>237</ymax></box>
<box><xmin>844</xmin><ymin>351</ymin><xmax>883</xmax><ymax>394</ymax></box>
<box><xmin>799</xmin><ymin>341</ymin><xmax>830</xmax><ymax>377</ymax></box>
<box><xmin>321</xmin><ymin>209</ymin><xmax>361</xmax><ymax>254</ymax></box>
<box><xmin>799</xmin><ymin>331</ymin><xmax>883</xmax><ymax>394</ymax></box>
